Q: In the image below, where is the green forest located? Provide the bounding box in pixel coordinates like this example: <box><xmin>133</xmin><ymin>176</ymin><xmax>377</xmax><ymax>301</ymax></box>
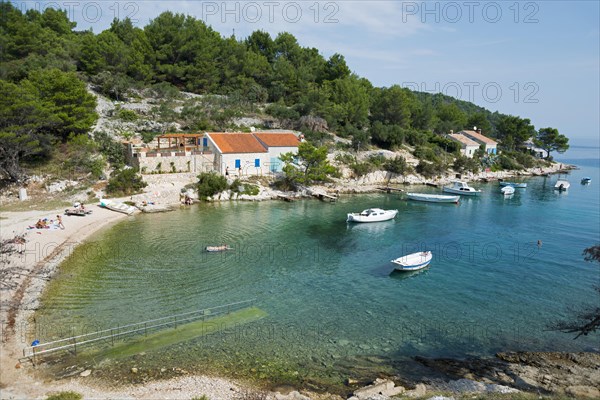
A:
<box><xmin>0</xmin><ymin>3</ymin><xmax>569</xmax><ymax>184</ymax></box>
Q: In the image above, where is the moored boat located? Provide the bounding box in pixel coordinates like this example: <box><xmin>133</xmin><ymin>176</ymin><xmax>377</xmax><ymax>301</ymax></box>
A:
<box><xmin>99</xmin><ymin>199</ymin><xmax>136</xmax><ymax>215</ymax></box>
<box><xmin>554</xmin><ymin>180</ymin><xmax>570</xmax><ymax>191</ymax></box>
<box><xmin>205</xmin><ymin>245</ymin><xmax>232</xmax><ymax>252</ymax></box>
<box><xmin>406</xmin><ymin>193</ymin><xmax>459</xmax><ymax>203</ymax></box>
<box><xmin>442</xmin><ymin>181</ymin><xmax>481</xmax><ymax>196</ymax></box>
<box><xmin>499</xmin><ymin>181</ymin><xmax>527</xmax><ymax>188</ymax></box>
<box><xmin>64</xmin><ymin>208</ymin><xmax>92</xmax><ymax>216</ymax></box>
<box><xmin>346</xmin><ymin>208</ymin><xmax>398</xmax><ymax>223</ymax></box>
<box><xmin>581</xmin><ymin>177</ymin><xmax>592</xmax><ymax>184</ymax></box>
<box><xmin>500</xmin><ymin>186</ymin><xmax>515</xmax><ymax>195</ymax></box>
<box><xmin>391</xmin><ymin>251</ymin><xmax>432</xmax><ymax>271</ymax></box>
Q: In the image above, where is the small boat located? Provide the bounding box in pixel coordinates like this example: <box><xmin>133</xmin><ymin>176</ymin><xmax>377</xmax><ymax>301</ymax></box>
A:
<box><xmin>99</xmin><ymin>199</ymin><xmax>136</xmax><ymax>215</ymax></box>
<box><xmin>391</xmin><ymin>251</ymin><xmax>432</xmax><ymax>271</ymax></box>
<box><xmin>499</xmin><ymin>181</ymin><xmax>527</xmax><ymax>188</ymax></box>
<box><xmin>442</xmin><ymin>181</ymin><xmax>481</xmax><ymax>196</ymax></box>
<box><xmin>500</xmin><ymin>186</ymin><xmax>515</xmax><ymax>195</ymax></box>
<box><xmin>407</xmin><ymin>193</ymin><xmax>459</xmax><ymax>203</ymax></box>
<box><xmin>64</xmin><ymin>208</ymin><xmax>92</xmax><ymax>216</ymax></box>
<box><xmin>554</xmin><ymin>180</ymin><xmax>571</xmax><ymax>191</ymax></box>
<box><xmin>581</xmin><ymin>177</ymin><xmax>592</xmax><ymax>184</ymax></box>
<box><xmin>346</xmin><ymin>208</ymin><xmax>398</xmax><ymax>223</ymax></box>
<box><xmin>205</xmin><ymin>245</ymin><xmax>232</xmax><ymax>252</ymax></box>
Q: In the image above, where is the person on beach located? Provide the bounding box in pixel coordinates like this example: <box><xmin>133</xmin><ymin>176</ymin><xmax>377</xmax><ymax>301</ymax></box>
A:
<box><xmin>56</xmin><ymin>215</ymin><xmax>65</xmax><ymax>229</ymax></box>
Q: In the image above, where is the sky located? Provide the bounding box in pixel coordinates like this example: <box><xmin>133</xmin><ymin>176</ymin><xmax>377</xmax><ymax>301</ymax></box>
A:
<box><xmin>13</xmin><ymin>0</ymin><xmax>600</xmax><ymax>146</ymax></box>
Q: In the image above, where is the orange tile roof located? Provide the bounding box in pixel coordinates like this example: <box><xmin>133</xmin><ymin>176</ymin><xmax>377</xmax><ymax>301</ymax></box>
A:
<box><xmin>207</xmin><ymin>133</ymin><xmax>267</xmax><ymax>154</ymax></box>
<box><xmin>158</xmin><ymin>133</ymin><xmax>204</xmax><ymax>138</ymax></box>
<box><xmin>448</xmin><ymin>133</ymin><xmax>480</xmax><ymax>147</ymax></box>
<box><xmin>254</xmin><ymin>132</ymin><xmax>300</xmax><ymax>147</ymax></box>
<box><xmin>459</xmin><ymin>130</ymin><xmax>497</xmax><ymax>145</ymax></box>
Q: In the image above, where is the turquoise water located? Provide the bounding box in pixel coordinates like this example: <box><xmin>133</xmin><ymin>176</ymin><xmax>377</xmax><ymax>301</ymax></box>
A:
<box><xmin>36</xmin><ymin>157</ymin><xmax>599</xmax><ymax>386</ymax></box>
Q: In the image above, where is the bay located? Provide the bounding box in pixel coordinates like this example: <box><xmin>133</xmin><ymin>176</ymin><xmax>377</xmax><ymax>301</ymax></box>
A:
<box><xmin>36</xmin><ymin>162</ymin><xmax>600</xmax><ymax>386</ymax></box>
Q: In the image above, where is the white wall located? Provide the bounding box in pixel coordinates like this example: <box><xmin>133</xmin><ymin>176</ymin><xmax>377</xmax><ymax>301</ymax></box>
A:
<box><xmin>219</xmin><ymin>153</ymin><xmax>270</xmax><ymax>176</ymax></box>
<box><xmin>460</xmin><ymin>145</ymin><xmax>479</xmax><ymax>158</ymax></box>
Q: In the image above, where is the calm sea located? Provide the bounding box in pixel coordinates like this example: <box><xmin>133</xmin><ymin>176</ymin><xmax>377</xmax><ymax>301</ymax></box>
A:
<box><xmin>36</xmin><ymin>150</ymin><xmax>600</xmax><ymax>387</ymax></box>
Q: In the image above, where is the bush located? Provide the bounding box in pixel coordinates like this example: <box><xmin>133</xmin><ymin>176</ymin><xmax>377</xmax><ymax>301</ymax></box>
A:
<box><xmin>496</xmin><ymin>154</ymin><xmax>522</xmax><ymax>170</ymax></box>
<box><xmin>94</xmin><ymin>131</ymin><xmax>125</xmax><ymax>168</ymax></box>
<box><xmin>46</xmin><ymin>391</ymin><xmax>83</xmax><ymax>400</ymax></box>
<box><xmin>141</xmin><ymin>132</ymin><xmax>159</xmax><ymax>144</ymax></box>
<box><xmin>265</xmin><ymin>102</ymin><xmax>300</xmax><ymax>120</ymax></box>
<box><xmin>149</xmin><ymin>82</ymin><xmax>181</xmax><ymax>99</ymax></box>
<box><xmin>512</xmin><ymin>151</ymin><xmax>537</xmax><ymax>169</ymax></box>
<box><xmin>64</xmin><ymin>134</ymin><xmax>105</xmax><ymax>179</ymax></box>
<box><xmin>453</xmin><ymin>155</ymin><xmax>481</xmax><ymax>174</ymax></box>
<box><xmin>229</xmin><ymin>179</ymin><xmax>242</xmax><ymax>193</ymax></box>
<box><xmin>302</xmin><ymin>130</ymin><xmax>330</xmax><ymax>144</ymax></box>
<box><xmin>384</xmin><ymin>156</ymin><xmax>410</xmax><ymax>175</ymax></box>
<box><xmin>350</xmin><ymin>161</ymin><xmax>372</xmax><ymax>177</ymax></box>
<box><xmin>117</xmin><ymin>108</ymin><xmax>138</xmax><ymax>122</ymax></box>
<box><xmin>416</xmin><ymin>160</ymin><xmax>445</xmax><ymax>178</ymax></box>
<box><xmin>368</xmin><ymin>154</ymin><xmax>386</xmax><ymax>167</ymax></box>
<box><xmin>106</xmin><ymin>168</ymin><xmax>147</xmax><ymax>196</ymax></box>
<box><xmin>413</xmin><ymin>145</ymin><xmax>439</xmax><ymax>162</ymax></box>
<box><xmin>242</xmin><ymin>184</ymin><xmax>259</xmax><ymax>196</ymax></box>
<box><xmin>197</xmin><ymin>172</ymin><xmax>228</xmax><ymax>200</ymax></box>
<box><xmin>334</xmin><ymin>152</ymin><xmax>355</xmax><ymax>165</ymax></box>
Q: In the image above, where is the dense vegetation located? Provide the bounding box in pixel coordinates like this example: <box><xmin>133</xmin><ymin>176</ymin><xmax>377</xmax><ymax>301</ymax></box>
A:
<box><xmin>105</xmin><ymin>167</ymin><xmax>147</xmax><ymax>195</ymax></box>
<box><xmin>0</xmin><ymin>2</ymin><xmax>569</xmax><ymax>185</ymax></box>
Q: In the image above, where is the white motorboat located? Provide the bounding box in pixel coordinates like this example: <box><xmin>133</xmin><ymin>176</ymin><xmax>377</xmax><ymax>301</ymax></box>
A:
<box><xmin>346</xmin><ymin>208</ymin><xmax>398</xmax><ymax>223</ymax></box>
<box><xmin>205</xmin><ymin>245</ymin><xmax>232</xmax><ymax>252</ymax></box>
<box><xmin>500</xmin><ymin>186</ymin><xmax>515</xmax><ymax>195</ymax></box>
<box><xmin>442</xmin><ymin>181</ymin><xmax>481</xmax><ymax>196</ymax></box>
<box><xmin>499</xmin><ymin>181</ymin><xmax>527</xmax><ymax>188</ymax></box>
<box><xmin>554</xmin><ymin>180</ymin><xmax>570</xmax><ymax>191</ymax></box>
<box><xmin>407</xmin><ymin>193</ymin><xmax>460</xmax><ymax>203</ymax></box>
<box><xmin>391</xmin><ymin>251</ymin><xmax>433</xmax><ymax>271</ymax></box>
<box><xmin>99</xmin><ymin>199</ymin><xmax>136</xmax><ymax>215</ymax></box>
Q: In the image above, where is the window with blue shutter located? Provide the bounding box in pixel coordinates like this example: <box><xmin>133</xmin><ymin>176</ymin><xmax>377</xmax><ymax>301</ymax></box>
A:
<box><xmin>255</xmin><ymin>158</ymin><xmax>260</xmax><ymax>167</ymax></box>
<box><xmin>235</xmin><ymin>159</ymin><xmax>241</xmax><ymax>168</ymax></box>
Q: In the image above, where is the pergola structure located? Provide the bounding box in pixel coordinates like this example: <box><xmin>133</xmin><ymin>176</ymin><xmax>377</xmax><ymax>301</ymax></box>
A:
<box><xmin>156</xmin><ymin>133</ymin><xmax>205</xmax><ymax>151</ymax></box>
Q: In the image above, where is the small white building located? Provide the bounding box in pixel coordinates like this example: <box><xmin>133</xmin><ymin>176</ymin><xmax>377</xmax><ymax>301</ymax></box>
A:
<box><xmin>523</xmin><ymin>138</ymin><xmax>547</xmax><ymax>158</ymax></box>
<box><xmin>458</xmin><ymin>129</ymin><xmax>498</xmax><ymax>155</ymax></box>
<box><xmin>205</xmin><ymin>132</ymin><xmax>299</xmax><ymax>176</ymax></box>
<box><xmin>447</xmin><ymin>133</ymin><xmax>480</xmax><ymax>158</ymax></box>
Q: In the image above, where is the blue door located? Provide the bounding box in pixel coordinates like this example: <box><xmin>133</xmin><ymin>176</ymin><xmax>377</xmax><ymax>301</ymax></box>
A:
<box><xmin>235</xmin><ymin>159</ymin><xmax>241</xmax><ymax>168</ymax></box>
<box><xmin>254</xmin><ymin>158</ymin><xmax>260</xmax><ymax>167</ymax></box>
<box><xmin>202</xmin><ymin>138</ymin><xmax>208</xmax><ymax>147</ymax></box>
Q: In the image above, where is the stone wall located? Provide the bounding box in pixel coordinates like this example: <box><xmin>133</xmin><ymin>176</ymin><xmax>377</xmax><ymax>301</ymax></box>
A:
<box><xmin>132</xmin><ymin>153</ymin><xmax>215</xmax><ymax>174</ymax></box>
